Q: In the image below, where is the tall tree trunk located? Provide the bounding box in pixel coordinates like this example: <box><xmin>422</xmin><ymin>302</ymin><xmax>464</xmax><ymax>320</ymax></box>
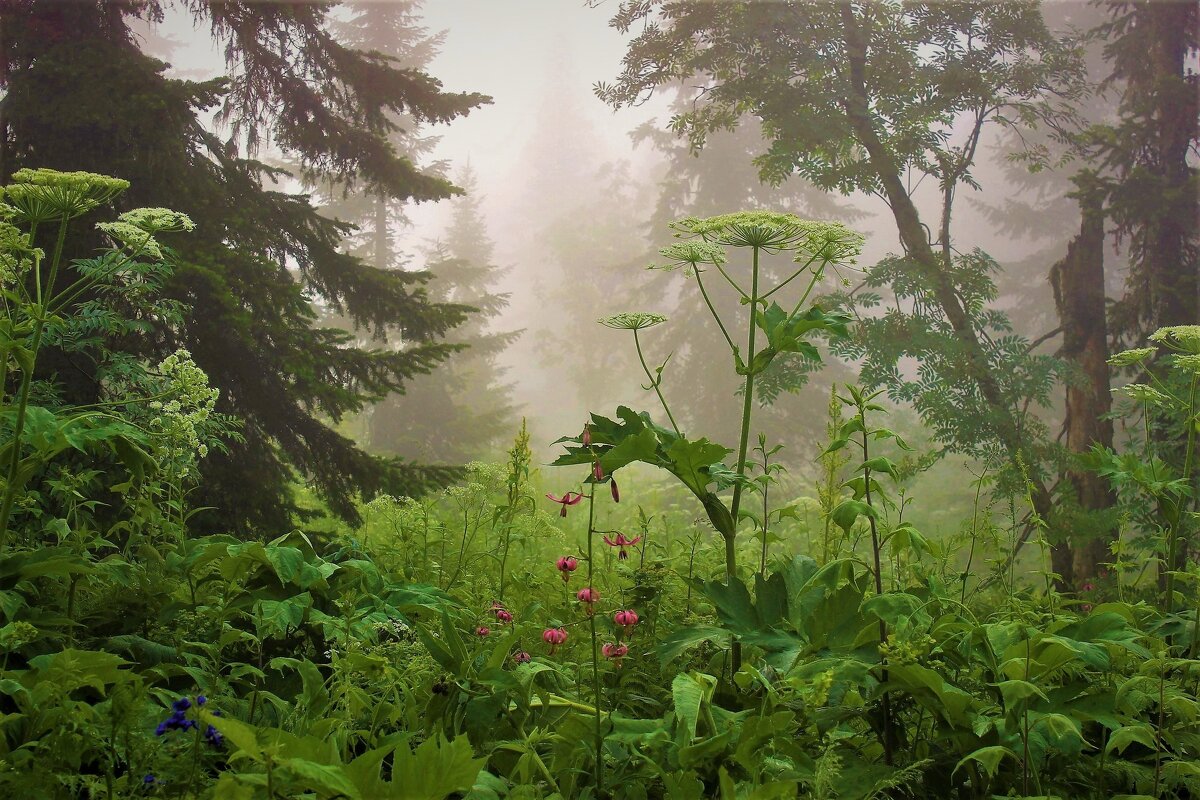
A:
<box><xmin>1142</xmin><ymin>1</ymin><xmax>1198</xmax><ymax>332</ymax></box>
<box><xmin>838</xmin><ymin>4</ymin><xmax>1056</xmax><ymax>537</ymax></box>
<box><xmin>374</xmin><ymin>193</ymin><xmax>390</xmax><ymax>270</ymax></box>
<box><xmin>1123</xmin><ymin>3</ymin><xmax>1199</xmax><ymax>580</ymax></box>
<box><xmin>1050</xmin><ymin>185</ymin><xmax>1115</xmax><ymax>585</ymax></box>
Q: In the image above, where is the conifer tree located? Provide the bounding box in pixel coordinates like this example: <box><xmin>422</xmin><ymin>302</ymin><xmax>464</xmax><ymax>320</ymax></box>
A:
<box><xmin>0</xmin><ymin>1</ymin><xmax>489</xmax><ymax>531</ymax></box>
<box><xmin>1095</xmin><ymin>1</ymin><xmax>1198</xmax><ymax>340</ymax></box>
<box><xmin>367</xmin><ymin>167</ymin><xmax>521</xmax><ymax>462</ymax></box>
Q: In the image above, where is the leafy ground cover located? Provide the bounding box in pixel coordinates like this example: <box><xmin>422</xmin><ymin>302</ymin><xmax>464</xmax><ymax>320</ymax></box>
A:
<box><xmin>0</xmin><ymin>171</ymin><xmax>1197</xmax><ymax>799</ymax></box>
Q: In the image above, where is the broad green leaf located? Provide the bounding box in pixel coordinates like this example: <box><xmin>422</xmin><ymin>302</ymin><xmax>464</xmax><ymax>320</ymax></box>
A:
<box><xmin>659</xmin><ymin>625</ymin><xmax>727</xmax><ymax>665</ymax></box>
<box><xmin>279</xmin><ymin>758</ymin><xmax>363</xmax><ymax>800</ymax></box>
<box><xmin>666</xmin><ymin>437</ymin><xmax>732</xmax><ymax>497</ymax></box>
<box><xmin>672</xmin><ymin>672</ymin><xmax>715</xmax><ymax>743</ymax></box>
<box><xmin>1106</xmin><ymin>723</ymin><xmax>1157</xmax><ymax>755</ymax></box>
<box><xmin>254</xmin><ymin>593</ymin><xmax>312</xmax><ymax>638</ymax></box>
<box><xmin>202</xmin><ymin>710</ymin><xmax>261</xmax><ymax>759</ymax></box>
<box><xmin>831</xmin><ymin>499</ymin><xmax>877</xmax><ymax>533</ymax></box>
<box><xmin>388</xmin><ymin>733</ymin><xmax>485</xmax><ymax>799</ymax></box>
<box><xmin>861</xmin><ymin>593</ymin><xmax>923</xmax><ymax>628</ymax></box>
<box><xmin>995</xmin><ymin>679</ymin><xmax>1049</xmax><ymax>708</ymax></box>
<box><xmin>601</xmin><ymin>427</ymin><xmax>661</xmax><ymax>472</ymax></box>
<box><xmin>953</xmin><ymin>745</ymin><xmax>1019</xmax><ymax>779</ymax></box>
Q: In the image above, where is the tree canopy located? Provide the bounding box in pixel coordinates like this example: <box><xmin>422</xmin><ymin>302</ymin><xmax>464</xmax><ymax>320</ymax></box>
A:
<box><xmin>0</xmin><ymin>0</ymin><xmax>490</xmax><ymax>530</ymax></box>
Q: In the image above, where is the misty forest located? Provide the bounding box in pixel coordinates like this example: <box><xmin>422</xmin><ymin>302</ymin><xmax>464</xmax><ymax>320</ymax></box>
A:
<box><xmin>0</xmin><ymin>0</ymin><xmax>1198</xmax><ymax>798</ymax></box>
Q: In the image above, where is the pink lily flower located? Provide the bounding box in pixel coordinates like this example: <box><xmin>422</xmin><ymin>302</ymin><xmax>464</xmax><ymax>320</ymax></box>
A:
<box><xmin>542</xmin><ymin>627</ymin><xmax>568</xmax><ymax>654</ymax></box>
<box><xmin>577</xmin><ymin>587</ymin><xmax>600</xmax><ymax>614</ymax></box>
<box><xmin>547</xmin><ymin>491</ymin><xmax>583</xmax><ymax>517</ymax></box>
<box><xmin>556</xmin><ymin>556</ymin><xmax>578</xmax><ymax>582</ymax></box>
<box><xmin>602</xmin><ymin>532</ymin><xmax>642</xmax><ymax>560</ymax></box>
<box><xmin>614</xmin><ymin>609</ymin><xmax>639</xmax><ymax>631</ymax></box>
<box><xmin>602</xmin><ymin>642</ymin><xmax>629</xmax><ymax>667</ymax></box>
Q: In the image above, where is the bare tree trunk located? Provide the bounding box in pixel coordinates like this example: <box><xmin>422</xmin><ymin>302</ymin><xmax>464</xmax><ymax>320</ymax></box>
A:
<box><xmin>374</xmin><ymin>194</ymin><xmax>390</xmax><ymax>270</ymax></box>
<box><xmin>1142</xmin><ymin>2</ymin><xmax>1198</xmax><ymax>333</ymax></box>
<box><xmin>1050</xmin><ymin>186</ymin><xmax>1115</xmax><ymax>585</ymax></box>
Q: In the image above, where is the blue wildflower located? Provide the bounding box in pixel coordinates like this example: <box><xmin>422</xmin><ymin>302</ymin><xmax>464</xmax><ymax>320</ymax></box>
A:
<box><xmin>204</xmin><ymin>724</ymin><xmax>224</xmax><ymax>748</ymax></box>
<box><xmin>156</xmin><ymin>696</ymin><xmax>201</xmax><ymax>736</ymax></box>
<box><xmin>143</xmin><ymin>774</ymin><xmax>156</xmax><ymax>785</ymax></box>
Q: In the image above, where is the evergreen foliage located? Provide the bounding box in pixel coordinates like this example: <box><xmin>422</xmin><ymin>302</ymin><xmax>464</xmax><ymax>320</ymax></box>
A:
<box><xmin>0</xmin><ymin>1</ymin><xmax>490</xmax><ymax>531</ymax></box>
<box><xmin>367</xmin><ymin>167</ymin><xmax>521</xmax><ymax>462</ymax></box>
<box><xmin>0</xmin><ymin>5</ymin><xmax>1196</xmax><ymax>800</ymax></box>
<box><xmin>1092</xmin><ymin>1</ymin><xmax>1199</xmax><ymax>340</ymax></box>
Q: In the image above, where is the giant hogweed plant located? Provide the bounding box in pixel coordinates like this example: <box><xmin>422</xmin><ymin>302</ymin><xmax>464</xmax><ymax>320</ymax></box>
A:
<box><xmin>0</xmin><ymin>169</ymin><xmax>233</xmax><ymax>553</ymax></box>
<box><xmin>553</xmin><ymin>212</ymin><xmax>862</xmax><ymax>671</ymax></box>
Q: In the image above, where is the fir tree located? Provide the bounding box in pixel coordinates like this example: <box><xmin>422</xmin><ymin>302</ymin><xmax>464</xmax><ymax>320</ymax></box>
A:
<box><xmin>0</xmin><ymin>1</ymin><xmax>490</xmax><ymax>531</ymax></box>
<box><xmin>367</xmin><ymin>166</ymin><xmax>521</xmax><ymax>462</ymax></box>
<box><xmin>1094</xmin><ymin>1</ymin><xmax>1198</xmax><ymax>340</ymax></box>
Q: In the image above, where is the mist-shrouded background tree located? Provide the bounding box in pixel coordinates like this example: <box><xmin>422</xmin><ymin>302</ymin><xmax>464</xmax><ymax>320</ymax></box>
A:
<box><xmin>1095</xmin><ymin>1</ymin><xmax>1198</xmax><ymax>345</ymax></box>
<box><xmin>313</xmin><ymin>0</ymin><xmax>444</xmax><ymax>273</ymax></box>
<box><xmin>305</xmin><ymin>2</ymin><xmax>520</xmax><ymax>463</ymax></box>
<box><xmin>638</xmin><ymin>100</ymin><xmax>869</xmax><ymax>452</ymax></box>
<box><xmin>365</xmin><ymin>166</ymin><xmax>521</xmax><ymax>462</ymax></box>
<box><xmin>0</xmin><ymin>0</ymin><xmax>489</xmax><ymax>532</ymax></box>
<box><xmin>595</xmin><ymin>0</ymin><xmax>1101</xmax><ymax>579</ymax></box>
<box><xmin>1087</xmin><ymin>0</ymin><xmax>1199</xmax><ymax>579</ymax></box>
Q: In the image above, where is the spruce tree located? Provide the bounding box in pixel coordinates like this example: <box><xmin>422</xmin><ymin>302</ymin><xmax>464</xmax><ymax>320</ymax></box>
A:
<box><xmin>1095</xmin><ymin>1</ymin><xmax>1198</xmax><ymax>340</ymax></box>
<box><xmin>366</xmin><ymin>166</ymin><xmax>520</xmax><ymax>462</ymax></box>
<box><xmin>0</xmin><ymin>1</ymin><xmax>489</xmax><ymax>531</ymax></box>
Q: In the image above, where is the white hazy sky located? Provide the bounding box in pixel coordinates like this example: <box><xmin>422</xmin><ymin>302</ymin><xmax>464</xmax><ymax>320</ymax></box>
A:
<box><xmin>403</xmin><ymin>1</ymin><xmax>669</xmax><ymax>255</ymax></box>
<box><xmin>134</xmin><ymin>0</ymin><xmax>674</xmax><ymax>440</ymax></box>
<box><xmin>138</xmin><ymin>1</ymin><xmax>665</xmax><ymax>254</ymax></box>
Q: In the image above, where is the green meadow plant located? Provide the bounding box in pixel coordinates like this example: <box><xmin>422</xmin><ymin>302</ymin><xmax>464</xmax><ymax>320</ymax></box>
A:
<box><xmin>1</xmin><ymin>172</ymin><xmax>1197</xmax><ymax>800</ymax></box>
<box><xmin>555</xmin><ymin>212</ymin><xmax>862</xmax><ymax>672</ymax></box>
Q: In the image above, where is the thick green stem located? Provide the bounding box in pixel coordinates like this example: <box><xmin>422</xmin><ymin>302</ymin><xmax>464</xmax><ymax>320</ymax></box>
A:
<box><xmin>727</xmin><ymin>245</ymin><xmax>761</xmax><ymax>675</ymax></box>
<box><xmin>759</xmin><ymin>444</ymin><xmax>770</xmax><ymax>574</ymax></box>
<box><xmin>861</xmin><ymin>409</ymin><xmax>892</xmax><ymax>765</ymax></box>
<box><xmin>0</xmin><ymin>217</ymin><xmax>69</xmax><ymax>548</ymax></box>
<box><xmin>729</xmin><ymin>246</ymin><xmax>760</xmax><ymax>528</ymax></box>
<box><xmin>1166</xmin><ymin>375</ymin><xmax>1197</xmax><ymax>612</ymax></box>
<box><xmin>0</xmin><ymin>322</ymin><xmax>41</xmax><ymax>546</ymax></box>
